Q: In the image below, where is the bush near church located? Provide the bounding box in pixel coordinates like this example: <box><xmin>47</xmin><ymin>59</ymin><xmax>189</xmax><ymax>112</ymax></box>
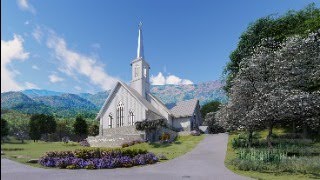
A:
<box><xmin>39</xmin><ymin>148</ymin><xmax>158</xmax><ymax>169</ymax></box>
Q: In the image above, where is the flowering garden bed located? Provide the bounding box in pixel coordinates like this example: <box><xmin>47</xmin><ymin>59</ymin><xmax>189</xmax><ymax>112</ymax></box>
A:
<box><xmin>39</xmin><ymin>148</ymin><xmax>158</xmax><ymax>169</ymax></box>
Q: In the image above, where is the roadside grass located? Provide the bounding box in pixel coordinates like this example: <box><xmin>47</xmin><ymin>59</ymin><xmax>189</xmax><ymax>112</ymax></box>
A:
<box><xmin>125</xmin><ymin>135</ymin><xmax>205</xmax><ymax>161</ymax></box>
<box><xmin>1</xmin><ymin>135</ymin><xmax>204</xmax><ymax>167</ymax></box>
<box><xmin>225</xmin><ymin>130</ymin><xmax>320</xmax><ymax>180</ymax></box>
<box><xmin>1</xmin><ymin>140</ymin><xmax>87</xmax><ymax>168</ymax></box>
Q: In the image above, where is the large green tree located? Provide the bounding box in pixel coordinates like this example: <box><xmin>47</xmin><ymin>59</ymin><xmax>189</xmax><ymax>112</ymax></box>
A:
<box><xmin>200</xmin><ymin>101</ymin><xmax>221</xmax><ymax>119</ymax></box>
<box><xmin>1</xmin><ymin>118</ymin><xmax>9</xmax><ymax>141</ymax></box>
<box><xmin>73</xmin><ymin>116</ymin><xmax>88</xmax><ymax>141</ymax></box>
<box><xmin>29</xmin><ymin>114</ymin><xmax>57</xmax><ymax>142</ymax></box>
<box><xmin>224</xmin><ymin>3</ymin><xmax>320</xmax><ymax>93</ymax></box>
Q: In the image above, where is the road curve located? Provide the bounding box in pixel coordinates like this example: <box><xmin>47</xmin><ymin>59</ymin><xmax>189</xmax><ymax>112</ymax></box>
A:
<box><xmin>1</xmin><ymin>133</ymin><xmax>249</xmax><ymax>180</ymax></box>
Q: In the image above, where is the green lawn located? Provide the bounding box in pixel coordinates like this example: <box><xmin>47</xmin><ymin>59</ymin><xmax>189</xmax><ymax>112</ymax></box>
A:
<box><xmin>1</xmin><ymin>140</ymin><xmax>87</xmax><ymax>167</ymax></box>
<box><xmin>1</xmin><ymin>135</ymin><xmax>204</xmax><ymax>167</ymax></box>
<box><xmin>125</xmin><ymin>135</ymin><xmax>205</xmax><ymax>160</ymax></box>
<box><xmin>225</xmin><ymin>130</ymin><xmax>320</xmax><ymax>180</ymax></box>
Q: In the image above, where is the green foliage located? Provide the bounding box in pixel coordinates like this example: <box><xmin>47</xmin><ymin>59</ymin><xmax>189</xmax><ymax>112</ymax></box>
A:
<box><xmin>231</xmin><ymin>152</ymin><xmax>320</xmax><ymax>174</ymax></box>
<box><xmin>1</xmin><ymin>118</ymin><xmax>9</xmax><ymax>139</ymax></box>
<box><xmin>227</xmin><ymin>131</ymin><xmax>320</xmax><ymax>176</ymax></box>
<box><xmin>225</xmin><ymin>3</ymin><xmax>320</xmax><ymax>93</ymax></box>
<box><xmin>203</xmin><ymin>112</ymin><xmax>225</xmax><ymax>134</ymax></box>
<box><xmin>200</xmin><ymin>100</ymin><xmax>221</xmax><ymax>118</ymax></box>
<box><xmin>159</xmin><ymin>132</ymin><xmax>170</xmax><ymax>141</ymax></box>
<box><xmin>29</xmin><ymin>116</ymin><xmax>41</xmax><ymax>141</ymax></box>
<box><xmin>73</xmin><ymin>116</ymin><xmax>88</xmax><ymax>139</ymax></box>
<box><xmin>71</xmin><ymin>148</ymin><xmax>148</xmax><ymax>159</ymax></box>
<box><xmin>88</xmin><ymin>123</ymin><xmax>99</xmax><ymax>136</ymax></box>
<box><xmin>29</xmin><ymin>114</ymin><xmax>57</xmax><ymax>141</ymax></box>
<box><xmin>135</xmin><ymin>119</ymin><xmax>167</xmax><ymax>131</ymax></box>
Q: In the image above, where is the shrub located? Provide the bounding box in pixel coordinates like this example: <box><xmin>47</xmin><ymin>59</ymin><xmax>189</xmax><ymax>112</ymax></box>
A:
<box><xmin>39</xmin><ymin>148</ymin><xmax>158</xmax><ymax>169</ymax></box>
<box><xmin>159</xmin><ymin>133</ymin><xmax>170</xmax><ymax>141</ymax></box>
<box><xmin>122</xmin><ymin>143</ymin><xmax>129</xmax><ymax>148</ymax></box>
<box><xmin>190</xmin><ymin>130</ymin><xmax>201</xmax><ymax>136</ymax></box>
<box><xmin>79</xmin><ymin>139</ymin><xmax>90</xmax><ymax>147</ymax></box>
<box><xmin>121</xmin><ymin>140</ymin><xmax>145</xmax><ymax>148</ymax></box>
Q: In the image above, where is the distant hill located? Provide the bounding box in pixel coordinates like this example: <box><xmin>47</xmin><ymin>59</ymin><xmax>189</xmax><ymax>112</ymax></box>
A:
<box><xmin>1</xmin><ymin>80</ymin><xmax>226</xmax><ymax>117</ymax></box>
<box><xmin>79</xmin><ymin>91</ymin><xmax>110</xmax><ymax>108</ymax></box>
<box><xmin>1</xmin><ymin>91</ymin><xmax>52</xmax><ymax>114</ymax></box>
<box><xmin>151</xmin><ymin>81</ymin><xmax>227</xmax><ymax>106</ymax></box>
<box><xmin>22</xmin><ymin>89</ymin><xmax>64</xmax><ymax>98</ymax></box>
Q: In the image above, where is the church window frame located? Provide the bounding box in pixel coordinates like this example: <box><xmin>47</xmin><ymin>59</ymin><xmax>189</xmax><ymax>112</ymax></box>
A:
<box><xmin>117</xmin><ymin>101</ymin><xmax>124</xmax><ymax>127</ymax></box>
<box><xmin>108</xmin><ymin>113</ymin><xmax>113</xmax><ymax>128</ymax></box>
<box><xmin>129</xmin><ymin>110</ymin><xmax>135</xmax><ymax>126</ymax></box>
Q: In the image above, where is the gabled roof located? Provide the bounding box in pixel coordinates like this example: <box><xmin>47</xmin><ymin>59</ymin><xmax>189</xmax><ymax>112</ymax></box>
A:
<box><xmin>148</xmin><ymin>93</ymin><xmax>172</xmax><ymax>116</ymax></box>
<box><xmin>170</xmin><ymin>99</ymin><xmax>199</xmax><ymax>118</ymax></box>
<box><xmin>96</xmin><ymin>81</ymin><xmax>162</xmax><ymax>120</ymax></box>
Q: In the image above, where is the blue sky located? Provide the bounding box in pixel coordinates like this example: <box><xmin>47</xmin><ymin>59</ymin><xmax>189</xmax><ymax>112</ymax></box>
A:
<box><xmin>2</xmin><ymin>0</ymin><xmax>319</xmax><ymax>94</ymax></box>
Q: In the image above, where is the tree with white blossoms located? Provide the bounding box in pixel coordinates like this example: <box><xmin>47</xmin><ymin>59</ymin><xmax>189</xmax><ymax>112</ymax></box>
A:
<box><xmin>273</xmin><ymin>31</ymin><xmax>320</xmax><ymax>137</ymax></box>
<box><xmin>216</xmin><ymin>30</ymin><xmax>320</xmax><ymax>148</ymax></box>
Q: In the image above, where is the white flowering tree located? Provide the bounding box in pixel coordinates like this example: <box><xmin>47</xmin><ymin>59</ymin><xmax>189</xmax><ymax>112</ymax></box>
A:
<box><xmin>216</xmin><ymin>30</ymin><xmax>320</xmax><ymax>147</ymax></box>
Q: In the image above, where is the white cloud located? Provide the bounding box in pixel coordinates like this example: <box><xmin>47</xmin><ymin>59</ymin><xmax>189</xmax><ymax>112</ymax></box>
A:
<box><xmin>74</xmin><ymin>86</ymin><xmax>82</xmax><ymax>91</ymax></box>
<box><xmin>25</xmin><ymin>82</ymin><xmax>39</xmax><ymax>89</ymax></box>
<box><xmin>49</xmin><ymin>74</ymin><xmax>64</xmax><ymax>83</ymax></box>
<box><xmin>47</xmin><ymin>33</ymin><xmax>118</xmax><ymax>90</ymax></box>
<box><xmin>1</xmin><ymin>34</ymin><xmax>29</xmax><ymax>92</ymax></box>
<box><xmin>32</xmin><ymin>26</ymin><xmax>43</xmax><ymax>43</ymax></box>
<box><xmin>17</xmin><ymin>0</ymin><xmax>36</xmax><ymax>14</ymax></box>
<box><xmin>24</xmin><ymin>20</ymin><xmax>30</xmax><ymax>25</ymax></box>
<box><xmin>32</xmin><ymin>65</ymin><xmax>39</xmax><ymax>70</ymax></box>
<box><xmin>150</xmin><ymin>72</ymin><xmax>166</xmax><ymax>85</ymax></box>
<box><xmin>150</xmin><ymin>72</ymin><xmax>193</xmax><ymax>85</ymax></box>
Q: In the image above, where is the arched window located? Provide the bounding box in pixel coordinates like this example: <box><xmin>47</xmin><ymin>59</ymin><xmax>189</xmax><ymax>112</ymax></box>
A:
<box><xmin>129</xmin><ymin>110</ymin><xmax>135</xmax><ymax>126</ymax></box>
<box><xmin>108</xmin><ymin>113</ymin><xmax>113</xmax><ymax>128</ymax></box>
<box><xmin>117</xmin><ymin>101</ymin><xmax>124</xmax><ymax>127</ymax></box>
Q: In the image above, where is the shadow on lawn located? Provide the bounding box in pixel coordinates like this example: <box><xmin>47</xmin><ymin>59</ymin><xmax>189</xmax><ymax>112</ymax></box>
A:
<box><xmin>149</xmin><ymin>141</ymin><xmax>182</xmax><ymax>148</ymax></box>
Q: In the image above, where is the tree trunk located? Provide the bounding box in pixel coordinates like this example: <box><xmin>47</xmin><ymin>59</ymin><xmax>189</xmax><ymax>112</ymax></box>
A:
<box><xmin>248</xmin><ymin>130</ymin><xmax>253</xmax><ymax>148</ymax></box>
<box><xmin>267</xmin><ymin>123</ymin><xmax>273</xmax><ymax>149</ymax></box>
<box><xmin>292</xmin><ymin>121</ymin><xmax>296</xmax><ymax>134</ymax></box>
<box><xmin>302</xmin><ymin>124</ymin><xmax>308</xmax><ymax>139</ymax></box>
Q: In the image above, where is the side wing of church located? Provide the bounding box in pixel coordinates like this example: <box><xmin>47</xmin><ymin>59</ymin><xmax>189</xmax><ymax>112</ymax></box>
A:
<box><xmin>89</xmin><ymin>23</ymin><xmax>202</xmax><ymax>147</ymax></box>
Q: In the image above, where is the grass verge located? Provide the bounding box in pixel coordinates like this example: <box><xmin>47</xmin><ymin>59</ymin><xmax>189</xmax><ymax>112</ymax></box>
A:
<box><xmin>1</xmin><ymin>135</ymin><xmax>204</xmax><ymax>167</ymax></box>
<box><xmin>225</xmin><ymin>130</ymin><xmax>320</xmax><ymax>180</ymax></box>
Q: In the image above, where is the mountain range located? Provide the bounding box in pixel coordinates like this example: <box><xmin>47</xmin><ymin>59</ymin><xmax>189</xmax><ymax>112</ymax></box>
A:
<box><xmin>1</xmin><ymin>81</ymin><xmax>227</xmax><ymax>118</ymax></box>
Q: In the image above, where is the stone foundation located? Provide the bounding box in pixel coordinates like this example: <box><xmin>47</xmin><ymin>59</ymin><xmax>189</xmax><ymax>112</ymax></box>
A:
<box><xmin>87</xmin><ymin>126</ymin><xmax>145</xmax><ymax>147</ymax></box>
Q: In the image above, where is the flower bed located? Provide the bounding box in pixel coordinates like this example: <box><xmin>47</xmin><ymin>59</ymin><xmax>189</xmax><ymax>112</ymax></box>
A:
<box><xmin>39</xmin><ymin>148</ymin><xmax>158</xmax><ymax>169</ymax></box>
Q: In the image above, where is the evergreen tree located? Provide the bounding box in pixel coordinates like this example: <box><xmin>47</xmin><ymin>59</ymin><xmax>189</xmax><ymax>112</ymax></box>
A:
<box><xmin>73</xmin><ymin>116</ymin><xmax>88</xmax><ymax>141</ymax></box>
<box><xmin>1</xmin><ymin>118</ymin><xmax>9</xmax><ymax>141</ymax></box>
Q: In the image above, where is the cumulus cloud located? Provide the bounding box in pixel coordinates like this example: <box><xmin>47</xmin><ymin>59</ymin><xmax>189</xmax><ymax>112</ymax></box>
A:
<box><xmin>150</xmin><ymin>72</ymin><xmax>166</xmax><ymax>85</ymax></box>
<box><xmin>1</xmin><ymin>34</ymin><xmax>29</xmax><ymax>92</ymax></box>
<box><xmin>49</xmin><ymin>74</ymin><xmax>64</xmax><ymax>83</ymax></box>
<box><xmin>47</xmin><ymin>33</ymin><xmax>118</xmax><ymax>90</ymax></box>
<box><xmin>17</xmin><ymin>0</ymin><xmax>36</xmax><ymax>14</ymax></box>
<box><xmin>32</xmin><ymin>26</ymin><xmax>43</xmax><ymax>43</ymax></box>
<box><xmin>150</xmin><ymin>72</ymin><xmax>193</xmax><ymax>85</ymax></box>
<box><xmin>32</xmin><ymin>65</ymin><xmax>39</xmax><ymax>70</ymax></box>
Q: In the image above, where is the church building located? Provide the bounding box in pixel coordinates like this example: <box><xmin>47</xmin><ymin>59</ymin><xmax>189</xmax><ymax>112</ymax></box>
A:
<box><xmin>91</xmin><ymin>23</ymin><xmax>202</xmax><ymax>146</ymax></box>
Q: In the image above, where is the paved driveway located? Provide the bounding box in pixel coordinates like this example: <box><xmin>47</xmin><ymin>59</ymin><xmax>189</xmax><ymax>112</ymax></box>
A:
<box><xmin>1</xmin><ymin>133</ymin><xmax>249</xmax><ymax>180</ymax></box>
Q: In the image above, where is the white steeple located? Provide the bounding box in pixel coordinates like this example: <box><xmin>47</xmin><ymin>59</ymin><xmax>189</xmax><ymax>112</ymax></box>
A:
<box><xmin>131</xmin><ymin>22</ymin><xmax>150</xmax><ymax>99</ymax></box>
<box><xmin>137</xmin><ymin>22</ymin><xmax>144</xmax><ymax>59</ymax></box>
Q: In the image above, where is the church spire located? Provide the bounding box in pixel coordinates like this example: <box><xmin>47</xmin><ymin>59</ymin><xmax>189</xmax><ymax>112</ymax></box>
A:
<box><xmin>137</xmin><ymin>22</ymin><xmax>144</xmax><ymax>59</ymax></box>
